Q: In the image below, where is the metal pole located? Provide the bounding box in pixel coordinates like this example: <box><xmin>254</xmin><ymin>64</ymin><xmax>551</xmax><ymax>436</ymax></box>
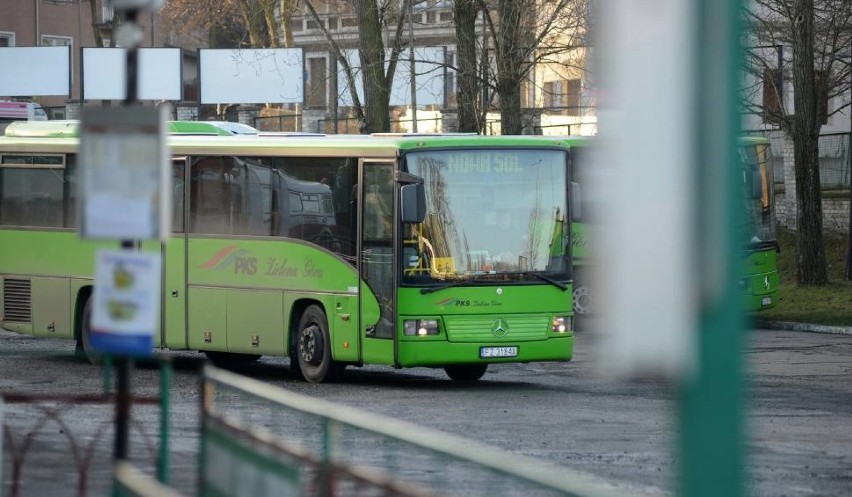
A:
<box><xmin>115</xmin><ymin>6</ymin><xmax>142</xmax><ymax>467</ymax></box>
<box><xmin>845</xmin><ymin>52</ymin><xmax>852</xmax><ymax>280</ymax></box>
<box><xmin>680</xmin><ymin>0</ymin><xmax>745</xmax><ymax>496</ymax></box>
<box><xmin>157</xmin><ymin>359</ymin><xmax>172</xmax><ymax>483</ymax></box>
<box><xmin>330</xmin><ymin>52</ymin><xmax>339</xmax><ymax>133</ymax></box>
<box><xmin>408</xmin><ymin>0</ymin><xmax>418</xmax><ymax>133</ymax></box>
<box><xmin>776</xmin><ymin>45</ymin><xmax>784</xmax><ymax>107</ymax></box>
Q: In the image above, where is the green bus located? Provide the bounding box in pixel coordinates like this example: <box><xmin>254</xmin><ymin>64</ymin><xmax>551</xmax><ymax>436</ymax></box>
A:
<box><xmin>0</xmin><ymin>122</ymin><xmax>578</xmax><ymax>382</ymax></box>
<box><xmin>566</xmin><ymin>135</ymin><xmax>779</xmax><ymax>315</ymax></box>
<box><xmin>737</xmin><ymin>136</ymin><xmax>779</xmax><ymax>312</ymax></box>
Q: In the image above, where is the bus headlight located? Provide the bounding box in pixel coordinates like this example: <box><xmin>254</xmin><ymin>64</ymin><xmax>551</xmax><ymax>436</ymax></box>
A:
<box><xmin>551</xmin><ymin>316</ymin><xmax>571</xmax><ymax>333</ymax></box>
<box><xmin>403</xmin><ymin>319</ymin><xmax>440</xmax><ymax>336</ymax></box>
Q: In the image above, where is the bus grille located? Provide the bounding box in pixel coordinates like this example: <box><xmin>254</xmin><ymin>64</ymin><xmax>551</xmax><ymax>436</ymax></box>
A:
<box><xmin>444</xmin><ymin>315</ymin><xmax>549</xmax><ymax>342</ymax></box>
<box><xmin>3</xmin><ymin>278</ymin><xmax>32</xmax><ymax>323</ymax></box>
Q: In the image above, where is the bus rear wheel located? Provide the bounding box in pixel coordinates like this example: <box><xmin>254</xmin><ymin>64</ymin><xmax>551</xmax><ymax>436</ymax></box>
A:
<box><xmin>75</xmin><ymin>297</ymin><xmax>103</xmax><ymax>365</ymax></box>
<box><xmin>444</xmin><ymin>364</ymin><xmax>488</xmax><ymax>382</ymax></box>
<box><xmin>296</xmin><ymin>305</ymin><xmax>342</xmax><ymax>383</ymax></box>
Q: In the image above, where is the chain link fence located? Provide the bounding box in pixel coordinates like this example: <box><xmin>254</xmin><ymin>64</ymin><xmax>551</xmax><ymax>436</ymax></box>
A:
<box><xmin>745</xmin><ymin>130</ymin><xmax>852</xmax><ymax>191</ymax></box>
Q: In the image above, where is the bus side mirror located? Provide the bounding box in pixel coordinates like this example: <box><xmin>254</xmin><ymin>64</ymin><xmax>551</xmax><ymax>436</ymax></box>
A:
<box><xmin>571</xmin><ymin>182</ymin><xmax>582</xmax><ymax>221</ymax></box>
<box><xmin>401</xmin><ymin>183</ymin><xmax>426</xmax><ymax>223</ymax></box>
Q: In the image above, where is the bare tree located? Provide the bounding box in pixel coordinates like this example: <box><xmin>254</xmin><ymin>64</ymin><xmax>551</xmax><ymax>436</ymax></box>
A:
<box><xmin>161</xmin><ymin>0</ymin><xmax>299</xmax><ymax>48</ymax></box>
<box><xmin>743</xmin><ymin>0</ymin><xmax>852</xmax><ymax>285</ymax></box>
<box><xmin>469</xmin><ymin>0</ymin><xmax>588</xmax><ymax>135</ymax></box>
<box><xmin>301</xmin><ymin>0</ymin><xmax>418</xmax><ymax>133</ymax></box>
<box><xmin>453</xmin><ymin>0</ymin><xmax>480</xmax><ymax>132</ymax></box>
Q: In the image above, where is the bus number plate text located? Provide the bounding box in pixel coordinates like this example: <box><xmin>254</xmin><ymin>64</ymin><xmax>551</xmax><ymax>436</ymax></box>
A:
<box><xmin>480</xmin><ymin>346</ymin><xmax>518</xmax><ymax>358</ymax></box>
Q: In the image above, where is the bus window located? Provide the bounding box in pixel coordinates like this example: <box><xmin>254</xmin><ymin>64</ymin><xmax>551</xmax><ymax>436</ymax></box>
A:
<box><xmin>172</xmin><ymin>158</ymin><xmax>185</xmax><ymax>232</ymax></box>
<box><xmin>268</xmin><ymin>156</ymin><xmax>357</xmax><ymax>259</ymax></box>
<box><xmin>0</xmin><ymin>154</ymin><xmax>66</xmax><ymax>228</ymax></box>
<box><xmin>189</xmin><ymin>156</ymin><xmax>244</xmax><ymax>235</ymax></box>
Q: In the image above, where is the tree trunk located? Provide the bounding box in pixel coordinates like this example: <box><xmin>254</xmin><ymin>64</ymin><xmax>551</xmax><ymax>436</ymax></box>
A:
<box><xmin>454</xmin><ymin>0</ymin><xmax>479</xmax><ymax>133</ymax></box>
<box><xmin>497</xmin><ymin>0</ymin><xmax>524</xmax><ymax>135</ymax></box>
<box><xmin>358</xmin><ymin>0</ymin><xmax>390</xmax><ymax>133</ymax></box>
<box><xmin>791</xmin><ymin>0</ymin><xmax>828</xmax><ymax>285</ymax></box>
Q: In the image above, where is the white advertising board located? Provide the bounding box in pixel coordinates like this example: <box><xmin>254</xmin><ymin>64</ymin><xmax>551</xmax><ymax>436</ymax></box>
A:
<box><xmin>200</xmin><ymin>48</ymin><xmax>304</xmax><ymax>104</ymax></box>
<box><xmin>0</xmin><ymin>47</ymin><xmax>71</xmax><ymax>97</ymax></box>
<box><xmin>82</xmin><ymin>48</ymin><xmax>182</xmax><ymax>100</ymax></box>
<box><xmin>336</xmin><ymin>47</ymin><xmax>447</xmax><ymax>107</ymax></box>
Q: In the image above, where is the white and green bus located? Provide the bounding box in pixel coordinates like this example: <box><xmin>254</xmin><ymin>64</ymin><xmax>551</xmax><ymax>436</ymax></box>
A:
<box><xmin>0</xmin><ymin>122</ymin><xmax>579</xmax><ymax>382</ymax></box>
<box><xmin>567</xmin><ymin>135</ymin><xmax>779</xmax><ymax>315</ymax></box>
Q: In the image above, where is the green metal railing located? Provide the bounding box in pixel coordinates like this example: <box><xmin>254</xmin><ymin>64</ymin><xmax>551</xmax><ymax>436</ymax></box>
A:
<box><xmin>200</xmin><ymin>365</ymin><xmax>630</xmax><ymax>497</ymax></box>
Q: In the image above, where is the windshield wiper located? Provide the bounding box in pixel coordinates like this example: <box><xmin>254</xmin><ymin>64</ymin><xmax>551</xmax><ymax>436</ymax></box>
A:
<box><xmin>533</xmin><ymin>273</ymin><xmax>569</xmax><ymax>291</ymax></box>
<box><xmin>420</xmin><ymin>281</ymin><xmax>475</xmax><ymax>295</ymax></box>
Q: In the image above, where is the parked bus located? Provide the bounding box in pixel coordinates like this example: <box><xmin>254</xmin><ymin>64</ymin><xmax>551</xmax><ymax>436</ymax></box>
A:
<box><xmin>567</xmin><ymin>136</ymin><xmax>779</xmax><ymax>315</ymax></box>
<box><xmin>738</xmin><ymin>136</ymin><xmax>779</xmax><ymax>311</ymax></box>
<box><xmin>0</xmin><ymin>122</ymin><xmax>578</xmax><ymax>382</ymax></box>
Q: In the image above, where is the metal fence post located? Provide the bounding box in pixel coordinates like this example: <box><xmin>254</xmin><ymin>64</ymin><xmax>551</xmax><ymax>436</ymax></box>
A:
<box><xmin>157</xmin><ymin>359</ymin><xmax>172</xmax><ymax>484</ymax></box>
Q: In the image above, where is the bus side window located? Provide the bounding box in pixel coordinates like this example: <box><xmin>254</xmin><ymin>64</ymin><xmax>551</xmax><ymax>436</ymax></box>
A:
<box><xmin>172</xmin><ymin>159</ymin><xmax>185</xmax><ymax>232</ymax></box>
<box><xmin>0</xmin><ymin>166</ymin><xmax>64</xmax><ymax>228</ymax></box>
<box><xmin>190</xmin><ymin>156</ymin><xmax>243</xmax><ymax>235</ymax></box>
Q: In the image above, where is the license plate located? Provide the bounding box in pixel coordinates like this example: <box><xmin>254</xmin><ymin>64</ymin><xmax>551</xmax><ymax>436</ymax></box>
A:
<box><xmin>761</xmin><ymin>297</ymin><xmax>772</xmax><ymax>306</ymax></box>
<box><xmin>480</xmin><ymin>346</ymin><xmax>518</xmax><ymax>358</ymax></box>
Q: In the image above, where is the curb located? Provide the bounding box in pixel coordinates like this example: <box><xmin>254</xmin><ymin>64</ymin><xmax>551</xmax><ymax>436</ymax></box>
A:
<box><xmin>755</xmin><ymin>320</ymin><xmax>852</xmax><ymax>335</ymax></box>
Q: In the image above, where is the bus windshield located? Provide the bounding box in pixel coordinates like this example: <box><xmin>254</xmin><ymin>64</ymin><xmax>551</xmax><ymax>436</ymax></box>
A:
<box><xmin>741</xmin><ymin>142</ymin><xmax>777</xmax><ymax>248</ymax></box>
<box><xmin>402</xmin><ymin>148</ymin><xmax>570</xmax><ymax>285</ymax></box>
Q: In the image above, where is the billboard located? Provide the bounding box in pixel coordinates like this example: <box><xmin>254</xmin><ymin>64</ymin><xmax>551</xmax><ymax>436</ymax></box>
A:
<box><xmin>200</xmin><ymin>48</ymin><xmax>304</xmax><ymax>104</ymax></box>
<box><xmin>0</xmin><ymin>47</ymin><xmax>71</xmax><ymax>97</ymax></box>
<box><xmin>82</xmin><ymin>47</ymin><xmax>182</xmax><ymax>101</ymax></box>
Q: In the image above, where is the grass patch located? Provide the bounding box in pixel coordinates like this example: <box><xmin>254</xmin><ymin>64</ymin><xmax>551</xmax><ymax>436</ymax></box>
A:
<box><xmin>758</xmin><ymin>228</ymin><xmax>852</xmax><ymax>326</ymax></box>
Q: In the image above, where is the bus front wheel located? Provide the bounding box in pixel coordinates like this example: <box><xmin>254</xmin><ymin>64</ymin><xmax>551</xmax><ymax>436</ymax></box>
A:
<box><xmin>444</xmin><ymin>364</ymin><xmax>488</xmax><ymax>382</ymax></box>
<box><xmin>296</xmin><ymin>305</ymin><xmax>342</xmax><ymax>383</ymax></box>
<box><xmin>75</xmin><ymin>297</ymin><xmax>103</xmax><ymax>365</ymax></box>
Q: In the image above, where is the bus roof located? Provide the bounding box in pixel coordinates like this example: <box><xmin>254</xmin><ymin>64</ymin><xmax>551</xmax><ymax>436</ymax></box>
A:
<box><xmin>0</xmin><ymin>121</ymin><xmax>583</xmax><ymax>158</ymax></box>
<box><xmin>3</xmin><ymin>120</ymin><xmax>239</xmax><ymax>138</ymax></box>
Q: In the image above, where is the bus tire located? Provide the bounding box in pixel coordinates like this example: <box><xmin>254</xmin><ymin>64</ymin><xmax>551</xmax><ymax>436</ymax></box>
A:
<box><xmin>444</xmin><ymin>364</ymin><xmax>488</xmax><ymax>382</ymax></box>
<box><xmin>296</xmin><ymin>305</ymin><xmax>342</xmax><ymax>383</ymax></box>
<box><xmin>75</xmin><ymin>297</ymin><xmax>103</xmax><ymax>365</ymax></box>
<box><xmin>572</xmin><ymin>283</ymin><xmax>593</xmax><ymax>315</ymax></box>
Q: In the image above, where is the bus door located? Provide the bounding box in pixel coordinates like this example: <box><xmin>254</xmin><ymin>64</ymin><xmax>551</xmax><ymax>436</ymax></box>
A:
<box><xmin>162</xmin><ymin>156</ymin><xmax>188</xmax><ymax>348</ymax></box>
<box><xmin>358</xmin><ymin>160</ymin><xmax>397</xmax><ymax>365</ymax></box>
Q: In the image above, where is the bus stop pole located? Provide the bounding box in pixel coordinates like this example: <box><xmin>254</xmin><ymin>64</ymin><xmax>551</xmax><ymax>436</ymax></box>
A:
<box><xmin>679</xmin><ymin>1</ymin><xmax>745</xmax><ymax>496</ymax></box>
<box><xmin>113</xmin><ymin>6</ymin><xmax>141</xmax><ymax>465</ymax></box>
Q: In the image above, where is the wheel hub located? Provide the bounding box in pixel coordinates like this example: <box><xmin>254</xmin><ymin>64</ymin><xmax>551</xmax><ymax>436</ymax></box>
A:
<box><xmin>299</xmin><ymin>324</ymin><xmax>323</xmax><ymax>366</ymax></box>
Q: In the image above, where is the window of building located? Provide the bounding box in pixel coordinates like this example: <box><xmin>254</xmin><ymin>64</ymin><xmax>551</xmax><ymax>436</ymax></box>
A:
<box><xmin>426</xmin><ymin>11</ymin><xmax>436</xmax><ymax>23</ymax></box>
<box><xmin>543</xmin><ymin>80</ymin><xmax>562</xmax><ymax>109</ymax></box>
<box><xmin>444</xmin><ymin>51</ymin><xmax>456</xmax><ymax>107</ymax></box>
<box><xmin>306</xmin><ymin>19</ymin><xmax>324</xmax><ymax>30</ymax></box>
<box><xmin>565</xmin><ymin>78</ymin><xmax>581</xmax><ymax>115</ymax></box>
<box><xmin>815</xmin><ymin>70</ymin><xmax>829</xmax><ymax>125</ymax></box>
<box><xmin>291</xmin><ymin>19</ymin><xmax>303</xmax><ymax>32</ymax></box>
<box><xmin>439</xmin><ymin>12</ymin><xmax>453</xmax><ymax>22</ymax></box>
<box><xmin>0</xmin><ymin>32</ymin><xmax>15</xmax><ymax>47</ymax></box>
<box><xmin>328</xmin><ymin>17</ymin><xmax>338</xmax><ymax>30</ymax></box>
<box><xmin>342</xmin><ymin>17</ymin><xmax>358</xmax><ymax>28</ymax></box>
<box><xmin>41</xmin><ymin>35</ymin><xmax>73</xmax><ymax>47</ymax></box>
<box><xmin>762</xmin><ymin>68</ymin><xmax>782</xmax><ymax>123</ymax></box>
<box><xmin>307</xmin><ymin>57</ymin><xmax>328</xmax><ymax>109</ymax></box>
